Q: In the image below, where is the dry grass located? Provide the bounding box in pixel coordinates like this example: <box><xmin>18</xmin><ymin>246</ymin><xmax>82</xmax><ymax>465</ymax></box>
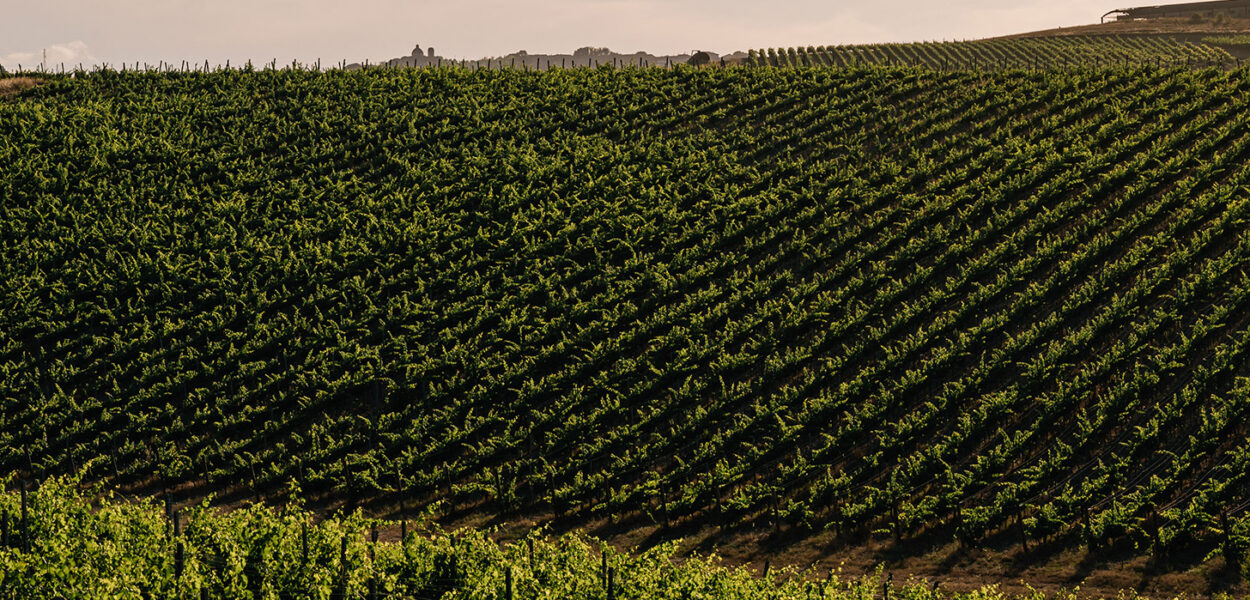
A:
<box><xmin>998</xmin><ymin>17</ymin><xmax>1250</xmax><ymax>39</ymax></box>
<box><xmin>0</xmin><ymin>76</ymin><xmax>44</xmax><ymax>97</ymax></box>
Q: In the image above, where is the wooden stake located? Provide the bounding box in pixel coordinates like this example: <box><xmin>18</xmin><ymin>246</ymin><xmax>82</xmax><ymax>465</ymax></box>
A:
<box><xmin>1017</xmin><ymin>509</ymin><xmax>1028</xmax><ymax>552</ymax></box>
<box><xmin>20</xmin><ymin>481</ymin><xmax>29</xmax><ymax>552</ymax></box>
<box><xmin>339</xmin><ymin>534</ymin><xmax>349</xmax><ymax>598</ymax></box>
<box><xmin>370</xmin><ymin>522</ymin><xmax>378</xmax><ymax>563</ymax></box>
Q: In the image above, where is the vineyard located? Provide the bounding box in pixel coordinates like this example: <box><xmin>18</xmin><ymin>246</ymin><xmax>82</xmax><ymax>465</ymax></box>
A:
<box><xmin>748</xmin><ymin>36</ymin><xmax>1234</xmax><ymax>69</ymax></box>
<box><xmin>4</xmin><ymin>63</ymin><xmax>1250</xmax><ymax>595</ymax></box>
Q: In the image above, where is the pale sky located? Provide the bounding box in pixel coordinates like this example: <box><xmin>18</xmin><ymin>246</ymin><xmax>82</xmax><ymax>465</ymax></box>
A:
<box><xmin>2</xmin><ymin>0</ymin><xmax>1118</xmax><ymax>69</ymax></box>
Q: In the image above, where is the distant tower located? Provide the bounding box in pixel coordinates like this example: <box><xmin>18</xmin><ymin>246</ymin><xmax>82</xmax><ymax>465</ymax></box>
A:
<box><xmin>428</xmin><ymin>47</ymin><xmax>435</xmax><ymax>58</ymax></box>
<box><xmin>412</xmin><ymin>44</ymin><xmax>423</xmax><ymax>57</ymax></box>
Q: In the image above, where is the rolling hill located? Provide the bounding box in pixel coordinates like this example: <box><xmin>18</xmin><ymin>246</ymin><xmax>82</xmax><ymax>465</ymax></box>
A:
<box><xmin>3</xmin><ymin>57</ymin><xmax>1250</xmax><ymax>596</ymax></box>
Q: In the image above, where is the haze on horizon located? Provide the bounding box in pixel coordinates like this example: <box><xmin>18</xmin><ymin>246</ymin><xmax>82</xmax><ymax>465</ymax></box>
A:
<box><xmin>4</xmin><ymin>0</ymin><xmax>1116</xmax><ymax>69</ymax></box>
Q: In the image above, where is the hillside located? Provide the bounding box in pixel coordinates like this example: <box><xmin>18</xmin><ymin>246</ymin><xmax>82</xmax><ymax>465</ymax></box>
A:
<box><xmin>751</xmin><ymin>35</ymin><xmax>1233</xmax><ymax>68</ymax></box>
<box><xmin>1001</xmin><ymin>17</ymin><xmax>1250</xmax><ymax>39</ymax></box>
<box><xmin>3</xmin><ymin>66</ymin><xmax>1250</xmax><ymax>596</ymax></box>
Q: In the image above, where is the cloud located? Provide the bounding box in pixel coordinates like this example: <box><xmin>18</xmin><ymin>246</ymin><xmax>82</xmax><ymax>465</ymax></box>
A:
<box><xmin>0</xmin><ymin>41</ymin><xmax>98</xmax><ymax>70</ymax></box>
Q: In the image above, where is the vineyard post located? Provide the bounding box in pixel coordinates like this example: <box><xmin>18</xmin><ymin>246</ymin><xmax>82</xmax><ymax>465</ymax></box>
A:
<box><xmin>607</xmin><ymin>566</ymin><xmax>616</xmax><ymax>600</ymax></box>
<box><xmin>301</xmin><ymin>521</ymin><xmax>309</xmax><ymax>568</ymax></box>
<box><xmin>661</xmin><ymin>482</ymin><xmax>670</xmax><ymax>528</ymax></box>
<box><xmin>250</xmin><ymin>457</ymin><xmax>260</xmax><ymax>504</ymax></box>
<box><xmin>527</xmin><ymin>537</ymin><xmax>534</xmax><ymax>570</ymax></box>
<box><xmin>1017</xmin><ymin>508</ymin><xmax>1028</xmax><ymax>553</ymax></box>
<box><xmin>370</xmin><ymin>522</ymin><xmax>378</xmax><ymax>563</ymax></box>
<box><xmin>955</xmin><ymin>507</ymin><xmax>966</xmax><ymax>548</ymax></box>
<box><xmin>884</xmin><ymin>573</ymin><xmax>893</xmax><ymax>600</ymax></box>
<box><xmin>1147</xmin><ymin>510</ymin><xmax>1160</xmax><ymax>550</ymax></box>
<box><xmin>338</xmin><ymin>534</ymin><xmax>349</xmax><ymax>599</ymax></box>
<box><xmin>493</xmin><ymin>468</ymin><xmax>503</xmax><ymax>504</ymax></box>
<box><xmin>1</xmin><ymin>508</ymin><xmax>7</xmax><ymax>548</ymax></box>
<box><xmin>451</xmin><ymin>547</ymin><xmax>460</xmax><ymax>588</ymax></box>
<box><xmin>400</xmin><ymin>520</ymin><xmax>407</xmax><ymax>549</ymax></box>
<box><xmin>773</xmin><ymin>499</ymin><xmax>781</xmax><ymax>534</ymax></box>
<box><xmin>601</xmin><ymin>551</ymin><xmax>608</xmax><ymax>586</ymax></box>
<box><xmin>20</xmin><ymin>481</ymin><xmax>29</xmax><ymax>553</ymax></box>
<box><xmin>1221</xmin><ymin>510</ymin><xmax>1233</xmax><ymax>559</ymax></box>
<box><xmin>506</xmin><ymin>566</ymin><xmax>514</xmax><ymax>600</ymax></box>
<box><xmin>891</xmin><ymin>500</ymin><xmax>900</xmax><ymax>542</ymax></box>
<box><xmin>763</xmin><ymin>559</ymin><xmax>770</xmax><ymax>579</ymax></box>
<box><xmin>174</xmin><ymin>510</ymin><xmax>185</xmax><ymax>581</ymax></box>
<box><xmin>1081</xmin><ymin>507</ymin><xmax>1093</xmax><ymax>552</ymax></box>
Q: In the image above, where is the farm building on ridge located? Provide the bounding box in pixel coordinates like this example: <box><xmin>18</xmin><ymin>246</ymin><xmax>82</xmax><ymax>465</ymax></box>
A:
<box><xmin>1103</xmin><ymin>0</ymin><xmax>1250</xmax><ymax>22</ymax></box>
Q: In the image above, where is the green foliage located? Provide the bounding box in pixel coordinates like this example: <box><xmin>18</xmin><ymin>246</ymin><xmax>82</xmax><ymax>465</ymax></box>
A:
<box><xmin>1202</xmin><ymin>35</ymin><xmax>1250</xmax><ymax>46</ymax></box>
<box><xmin>0</xmin><ymin>479</ymin><xmax>1044</xmax><ymax>599</ymax></box>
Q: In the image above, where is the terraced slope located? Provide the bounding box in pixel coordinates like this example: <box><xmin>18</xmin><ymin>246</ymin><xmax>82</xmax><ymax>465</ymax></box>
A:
<box><xmin>750</xmin><ymin>35</ymin><xmax>1233</xmax><ymax>68</ymax></box>
<box><xmin>2</xmin><ymin>67</ymin><xmax>1250</xmax><ymax>576</ymax></box>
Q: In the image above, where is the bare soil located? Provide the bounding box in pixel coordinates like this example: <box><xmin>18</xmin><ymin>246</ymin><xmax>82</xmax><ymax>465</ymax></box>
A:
<box><xmin>492</xmin><ymin>515</ymin><xmax>1245</xmax><ymax>600</ymax></box>
<box><xmin>0</xmin><ymin>77</ymin><xmax>44</xmax><ymax>97</ymax></box>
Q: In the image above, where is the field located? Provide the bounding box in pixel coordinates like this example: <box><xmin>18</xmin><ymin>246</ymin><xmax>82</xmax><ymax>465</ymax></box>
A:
<box><xmin>4</xmin><ymin>60</ymin><xmax>1250</xmax><ymax>597</ymax></box>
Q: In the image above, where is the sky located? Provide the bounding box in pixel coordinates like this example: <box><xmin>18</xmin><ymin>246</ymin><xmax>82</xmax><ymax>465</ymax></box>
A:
<box><xmin>2</xmin><ymin>0</ymin><xmax>1117</xmax><ymax>69</ymax></box>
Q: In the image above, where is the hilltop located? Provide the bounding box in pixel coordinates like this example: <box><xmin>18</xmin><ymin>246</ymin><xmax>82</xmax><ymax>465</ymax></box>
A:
<box><xmin>352</xmin><ymin>45</ymin><xmax>751</xmax><ymax>70</ymax></box>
